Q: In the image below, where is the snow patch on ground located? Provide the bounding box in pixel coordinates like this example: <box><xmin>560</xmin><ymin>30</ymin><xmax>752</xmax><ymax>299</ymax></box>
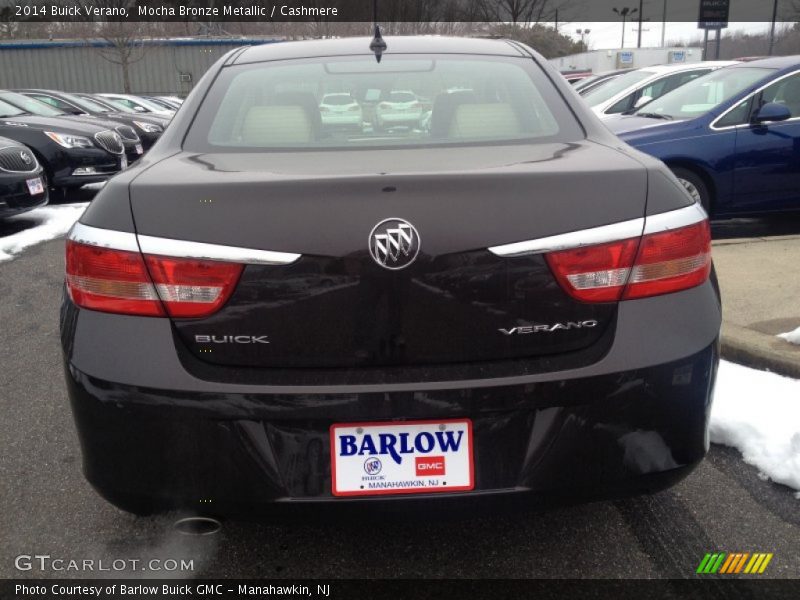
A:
<box><xmin>777</xmin><ymin>326</ymin><xmax>800</xmax><ymax>345</ymax></box>
<box><xmin>0</xmin><ymin>203</ymin><xmax>88</xmax><ymax>262</ymax></box>
<box><xmin>710</xmin><ymin>361</ymin><xmax>800</xmax><ymax>493</ymax></box>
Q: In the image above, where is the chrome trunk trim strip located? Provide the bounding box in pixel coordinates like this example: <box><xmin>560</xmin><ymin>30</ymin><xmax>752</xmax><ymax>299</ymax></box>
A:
<box><xmin>488</xmin><ymin>204</ymin><xmax>707</xmax><ymax>258</ymax></box>
<box><xmin>68</xmin><ymin>222</ymin><xmax>301</xmax><ymax>266</ymax></box>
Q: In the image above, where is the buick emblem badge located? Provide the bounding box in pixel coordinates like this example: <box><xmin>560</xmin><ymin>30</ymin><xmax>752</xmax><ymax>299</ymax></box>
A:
<box><xmin>368</xmin><ymin>218</ymin><xmax>420</xmax><ymax>270</ymax></box>
<box><xmin>20</xmin><ymin>151</ymin><xmax>32</xmax><ymax>165</ymax></box>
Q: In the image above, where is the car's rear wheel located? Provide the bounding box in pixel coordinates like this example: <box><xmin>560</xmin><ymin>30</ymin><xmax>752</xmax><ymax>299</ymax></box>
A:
<box><xmin>671</xmin><ymin>167</ymin><xmax>711</xmax><ymax>214</ymax></box>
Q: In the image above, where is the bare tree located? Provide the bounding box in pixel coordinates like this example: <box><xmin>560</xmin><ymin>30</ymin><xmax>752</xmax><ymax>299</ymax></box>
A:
<box><xmin>472</xmin><ymin>0</ymin><xmax>560</xmax><ymax>25</ymax></box>
<box><xmin>76</xmin><ymin>0</ymin><xmax>148</xmax><ymax>92</ymax></box>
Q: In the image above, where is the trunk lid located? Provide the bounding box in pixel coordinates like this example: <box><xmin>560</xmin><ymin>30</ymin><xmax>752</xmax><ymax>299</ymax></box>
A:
<box><xmin>129</xmin><ymin>141</ymin><xmax>646</xmax><ymax>368</ymax></box>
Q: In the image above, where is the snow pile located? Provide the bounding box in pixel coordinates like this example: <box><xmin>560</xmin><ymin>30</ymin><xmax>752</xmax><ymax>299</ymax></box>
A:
<box><xmin>777</xmin><ymin>326</ymin><xmax>800</xmax><ymax>346</ymax></box>
<box><xmin>0</xmin><ymin>203</ymin><xmax>88</xmax><ymax>262</ymax></box>
<box><xmin>710</xmin><ymin>361</ymin><xmax>800</xmax><ymax>493</ymax></box>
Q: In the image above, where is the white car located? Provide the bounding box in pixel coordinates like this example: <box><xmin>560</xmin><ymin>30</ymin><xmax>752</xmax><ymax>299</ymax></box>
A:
<box><xmin>581</xmin><ymin>61</ymin><xmax>739</xmax><ymax>119</ymax></box>
<box><xmin>155</xmin><ymin>96</ymin><xmax>183</xmax><ymax>109</ymax></box>
<box><xmin>375</xmin><ymin>90</ymin><xmax>423</xmax><ymax>130</ymax></box>
<box><xmin>319</xmin><ymin>93</ymin><xmax>363</xmax><ymax>131</ymax></box>
<box><xmin>98</xmin><ymin>93</ymin><xmax>175</xmax><ymax>118</ymax></box>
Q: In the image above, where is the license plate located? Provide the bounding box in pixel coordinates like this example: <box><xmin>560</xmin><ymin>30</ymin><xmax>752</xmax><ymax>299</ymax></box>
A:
<box><xmin>120</xmin><ymin>155</ymin><xmax>128</xmax><ymax>170</ymax></box>
<box><xmin>330</xmin><ymin>419</ymin><xmax>474</xmax><ymax>497</ymax></box>
<box><xmin>135</xmin><ymin>144</ymin><xmax>143</xmax><ymax>154</ymax></box>
<box><xmin>26</xmin><ymin>177</ymin><xmax>44</xmax><ymax>195</ymax></box>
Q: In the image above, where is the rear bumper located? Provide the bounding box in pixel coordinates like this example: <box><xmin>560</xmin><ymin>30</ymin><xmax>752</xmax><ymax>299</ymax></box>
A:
<box><xmin>377</xmin><ymin>113</ymin><xmax>422</xmax><ymax>125</ymax></box>
<box><xmin>321</xmin><ymin>114</ymin><xmax>363</xmax><ymax>127</ymax></box>
<box><xmin>61</xmin><ymin>280</ymin><xmax>721</xmax><ymax>514</ymax></box>
<box><xmin>65</xmin><ymin>344</ymin><xmax>716</xmax><ymax>515</ymax></box>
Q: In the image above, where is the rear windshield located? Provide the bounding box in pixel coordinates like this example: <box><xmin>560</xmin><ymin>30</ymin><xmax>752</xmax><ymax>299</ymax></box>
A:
<box><xmin>185</xmin><ymin>55</ymin><xmax>584</xmax><ymax>151</ymax></box>
<box><xmin>322</xmin><ymin>94</ymin><xmax>356</xmax><ymax>105</ymax></box>
<box><xmin>386</xmin><ymin>91</ymin><xmax>417</xmax><ymax>103</ymax></box>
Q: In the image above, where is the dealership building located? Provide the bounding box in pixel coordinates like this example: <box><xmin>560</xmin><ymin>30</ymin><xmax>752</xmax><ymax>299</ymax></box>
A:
<box><xmin>550</xmin><ymin>47</ymin><xmax>704</xmax><ymax>73</ymax></box>
<box><xmin>0</xmin><ymin>37</ymin><xmax>283</xmax><ymax>96</ymax></box>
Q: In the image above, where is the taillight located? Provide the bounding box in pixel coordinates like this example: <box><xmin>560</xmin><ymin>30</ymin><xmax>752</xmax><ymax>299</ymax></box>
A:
<box><xmin>66</xmin><ymin>240</ymin><xmax>243</xmax><ymax>318</ymax></box>
<box><xmin>622</xmin><ymin>220</ymin><xmax>711</xmax><ymax>300</ymax></box>
<box><xmin>545</xmin><ymin>237</ymin><xmax>639</xmax><ymax>303</ymax></box>
<box><xmin>545</xmin><ymin>220</ymin><xmax>711</xmax><ymax>303</ymax></box>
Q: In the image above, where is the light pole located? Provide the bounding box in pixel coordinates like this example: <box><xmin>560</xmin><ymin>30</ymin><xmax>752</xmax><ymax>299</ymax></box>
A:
<box><xmin>576</xmin><ymin>28</ymin><xmax>591</xmax><ymax>48</ymax></box>
<box><xmin>768</xmin><ymin>0</ymin><xmax>779</xmax><ymax>56</ymax></box>
<box><xmin>636</xmin><ymin>0</ymin><xmax>644</xmax><ymax>48</ymax></box>
<box><xmin>613</xmin><ymin>7</ymin><xmax>638</xmax><ymax>48</ymax></box>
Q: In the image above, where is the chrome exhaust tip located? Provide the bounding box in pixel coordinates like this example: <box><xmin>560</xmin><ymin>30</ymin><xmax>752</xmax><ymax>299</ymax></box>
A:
<box><xmin>173</xmin><ymin>516</ymin><xmax>221</xmax><ymax>536</ymax></box>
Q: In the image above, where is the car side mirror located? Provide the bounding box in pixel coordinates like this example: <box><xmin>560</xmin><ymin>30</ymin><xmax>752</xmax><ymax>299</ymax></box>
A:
<box><xmin>633</xmin><ymin>95</ymin><xmax>653</xmax><ymax>109</ymax></box>
<box><xmin>752</xmin><ymin>102</ymin><xmax>791</xmax><ymax>125</ymax></box>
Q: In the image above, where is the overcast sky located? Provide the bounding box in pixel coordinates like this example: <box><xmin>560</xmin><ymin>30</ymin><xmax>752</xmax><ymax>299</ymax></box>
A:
<box><xmin>565</xmin><ymin>21</ymin><xmax>781</xmax><ymax>50</ymax></box>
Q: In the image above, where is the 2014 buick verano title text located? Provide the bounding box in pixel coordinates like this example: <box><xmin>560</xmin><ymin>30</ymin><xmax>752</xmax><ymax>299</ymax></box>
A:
<box><xmin>60</xmin><ymin>36</ymin><xmax>721</xmax><ymax>515</ymax></box>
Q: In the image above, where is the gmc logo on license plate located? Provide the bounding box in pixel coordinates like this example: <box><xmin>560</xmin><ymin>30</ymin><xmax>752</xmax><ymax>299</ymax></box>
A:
<box><xmin>415</xmin><ymin>456</ymin><xmax>445</xmax><ymax>476</ymax></box>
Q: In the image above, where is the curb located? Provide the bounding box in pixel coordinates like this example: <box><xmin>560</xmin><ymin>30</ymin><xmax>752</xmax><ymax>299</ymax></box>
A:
<box><xmin>721</xmin><ymin>322</ymin><xmax>800</xmax><ymax>379</ymax></box>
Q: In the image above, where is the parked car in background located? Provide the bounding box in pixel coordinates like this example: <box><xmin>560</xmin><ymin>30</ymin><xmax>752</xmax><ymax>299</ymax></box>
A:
<box><xmin>72</xmin><ymin>93</ymin><xmax>130</xmax><ymax>113</ymax></box>
<box><xmin>0</xmin><ymin>137</ymin><xmax>48</xmax><ymax>217</ymax></box>
<box><xmin>0</xmin><ymin>91</ymin><xmax>144</xmax><ymax>166</ymax></box>
<box><xmin>561</xmin><ymin>70</ymin><xmax>593</xmax><ymax>84</ymax></box>
<box><xmin>606</xmin><ymin>56</ymin><xmax>800</xmax><ymax>218</ymax></box>
<box><xmin>17</xmin><ymin>89</ymin><xmax>167</xmax><ymax>151</ymax></box>
<box><xmin>375</xmin><ymin>90</ymin><xmax>423</xmax><ymax>130</ymax></box>
<box><xmin>155</xmin><ymin>96</ymin><xmax>183</xmax><ymax>108</ymax></box>
<box><xmin>0</xmin><ymin>96</ymin><xmax>125</xmax><ymax>190</ymax></box>
<box><xmin>141</xmin><ymin>96</ymin><xmax>180</xmax><ymax>112</ymax></box>
<box><xmin>98</xmin><ymin>93</ymin><xmax>175</xmax><ymax>118</ymax></box>
<box><xmin>582</xmin><ymin>61</ymin><xmax>738</xmax><ymax>118</ymax></box>
<box><xmin>61</xmin><ymin>36</ymin><xmax>720</xmax><ymax>516</ymax></box>
<box><xmin>319</xmin><ymin>93</ymin><xmax>363</xmax><ymax>131</ymax></box>
<box><xmin>572</xmin><ymin>68</ymin><xmax>629</xmax><ymax>94</ymax></box>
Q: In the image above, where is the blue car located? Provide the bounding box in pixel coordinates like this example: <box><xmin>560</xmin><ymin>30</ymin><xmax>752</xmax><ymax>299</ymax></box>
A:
<box><xmin>605</xmin><ymin>56</ymin><xmax>800</xmax><ymax>218</ymax></box>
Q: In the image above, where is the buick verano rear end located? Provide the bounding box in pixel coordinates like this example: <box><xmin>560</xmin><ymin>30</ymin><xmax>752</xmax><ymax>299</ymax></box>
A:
<box><xmin>60</xmin><ymin>37</ymin><xmax>721</xmax><ymax>515</ymax></box>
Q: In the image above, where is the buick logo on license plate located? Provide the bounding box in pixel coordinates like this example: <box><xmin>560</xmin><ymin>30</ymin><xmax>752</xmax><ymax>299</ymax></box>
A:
<box><xmin>368</xmin><ymin>218</ymin><xmax>420</xmax><ymax>270</ymax></box>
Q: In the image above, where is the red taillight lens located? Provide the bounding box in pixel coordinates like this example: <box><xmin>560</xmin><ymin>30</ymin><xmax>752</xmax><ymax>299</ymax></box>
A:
<box><xmin>545</xmin><ymin>237</ymin><xmax>639</xmax><ymax>303</ymax></box>
<box><xmin>545</xmin><ymin>220</ymin><xmax>711</xmax><ymax>303</ymax></box>
<box><xmin>66</xmin><ymin>242</ymin><xmax>165</xmax><ymax>316</ymax></box>
<box><xmin>66</xmin><ymin>240</ymin><xmax>243</xmax><ymax>318</ymax></box>
<box><xmin>622</xmin><ymin>220</ymin><xmax>711</xmax><ymax>300</ymax></box>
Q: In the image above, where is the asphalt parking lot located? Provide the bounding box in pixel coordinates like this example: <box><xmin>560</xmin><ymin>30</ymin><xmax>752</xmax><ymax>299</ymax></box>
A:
<box><xmin>1</xmin><ymin>192</ymin><xmax>799</xmax><ymax>580</ymax></box>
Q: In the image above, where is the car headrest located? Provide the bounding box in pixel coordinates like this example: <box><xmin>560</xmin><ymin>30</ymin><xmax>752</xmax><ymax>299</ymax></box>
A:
<box><xmin>430</xmin><ymin>91</ymin><xmax>477</xmax><ymax>138</ymax></box>
<box><xmin>273</xmin><ymin>91</ymin><xmax>323</xmax><ymax>134</ymax></box>
<box><xmin>448</xmin><ymin>103</ymin><xmax>520</xmax><ymax>139</ymax></box>
<box><xmin>242</xmin><ymin>106</ymin><xmax>313</xmax><ymax>145</ymax></box>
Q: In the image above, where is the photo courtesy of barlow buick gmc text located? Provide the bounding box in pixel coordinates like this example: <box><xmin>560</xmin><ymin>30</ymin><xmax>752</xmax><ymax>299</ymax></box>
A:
<box><xmin>1</xmin><ymin>1</ymin><xmax>800</xmax><ymax>598</ymax></box>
